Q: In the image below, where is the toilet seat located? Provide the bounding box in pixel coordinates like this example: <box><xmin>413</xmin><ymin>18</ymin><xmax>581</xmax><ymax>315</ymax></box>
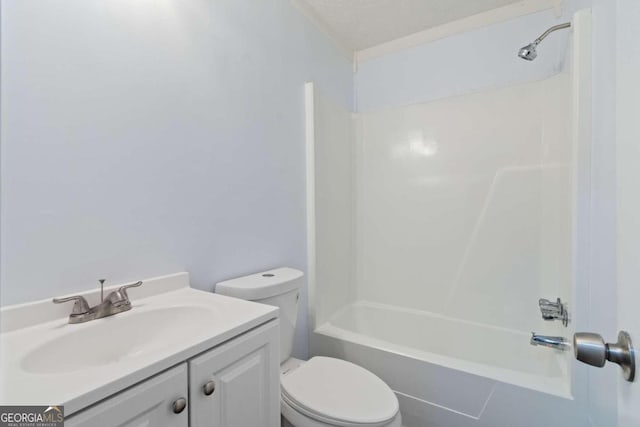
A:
<box><xmin>281</xmin><ymin>396</ymin><xmax>402</xmax><ymax>427</ymax></box>
<box><xmin>281</xmin><ymin>357</ymin><xmax>399</xmax><ymax>427</ymax></box>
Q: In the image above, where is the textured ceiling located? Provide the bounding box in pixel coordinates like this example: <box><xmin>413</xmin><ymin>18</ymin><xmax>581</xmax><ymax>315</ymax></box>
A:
<box><xmin>294</xmin><ymin>0</ymin><xmax>527</xmax><ymax>50</ymax></box>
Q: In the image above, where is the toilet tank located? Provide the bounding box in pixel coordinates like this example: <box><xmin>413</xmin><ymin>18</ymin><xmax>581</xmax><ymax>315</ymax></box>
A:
<box><xmin>215</xmin><ymin>268</ymin><xmax>303</xmax><ymax>363</ymax></box>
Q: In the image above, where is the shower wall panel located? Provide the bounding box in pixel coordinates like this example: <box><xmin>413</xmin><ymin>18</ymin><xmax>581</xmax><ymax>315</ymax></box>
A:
<box><xmin>307</xmin><ymin>84</ymin><xmax>355</xmax><ymax>327</ymax></box>
<box><xmin>354</xmin><ymin>74</ymin><xmax>572</xmax><ymax>333</ymax></box>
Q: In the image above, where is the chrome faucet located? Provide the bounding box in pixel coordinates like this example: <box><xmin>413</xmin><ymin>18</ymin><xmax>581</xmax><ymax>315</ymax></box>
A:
<box><xmin>538</xmin><ymin>297</ymin><xmax>569</xmax><ymax>327</ymax></box>
<box><xmin>53</xmin><ymin>280</ymin><xmax>143</xmax><ymax>324</ymax></box>
<box><xmin>530</xmin><ymin>333</ymin><xmax>568</xmax><ymax>350</ymax></box>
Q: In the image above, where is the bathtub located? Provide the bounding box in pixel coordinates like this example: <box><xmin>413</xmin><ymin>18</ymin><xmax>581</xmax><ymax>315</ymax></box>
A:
<box><xmin>310</xmin><ymin>301</ymin><xmax>583</xmax><ymax>427</ymax></box>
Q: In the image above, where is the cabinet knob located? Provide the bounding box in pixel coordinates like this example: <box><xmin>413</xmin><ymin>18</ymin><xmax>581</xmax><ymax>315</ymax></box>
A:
<box><xmin>203</xmin><ymin>380</ymin><xmax>216</xmax><ymax>396</ymax></box>
<box><xmin>172</xmin><ymin>397</ymin><xmax>187</xmax><ymax>414</ymax></box>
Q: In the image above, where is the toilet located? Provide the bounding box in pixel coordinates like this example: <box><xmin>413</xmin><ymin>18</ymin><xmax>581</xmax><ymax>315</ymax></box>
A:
<box><xmin>216</xmin><ymin>267</ymin><xmax>402</xmax><ymax>427</ymax></box>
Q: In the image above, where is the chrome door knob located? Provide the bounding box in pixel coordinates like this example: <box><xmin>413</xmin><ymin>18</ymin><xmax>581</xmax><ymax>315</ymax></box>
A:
<box><xmin>172</xmin><ymin>397</ymin><xmax>187</xmax><ymax>414</ymax></box>
<box><xmin>573</xmin><ymin>331</ymin><xmax>635</xmax><ymax>382</ymax></box>
<box><xmin>203</xmin><ymin>380</ymin><xmax>216</xmax><ymax>396</ymax></box>
<box><xmin>573</xmin><ymin>332</ymin><xmax>607</xmax><ymax>367</ymax></box>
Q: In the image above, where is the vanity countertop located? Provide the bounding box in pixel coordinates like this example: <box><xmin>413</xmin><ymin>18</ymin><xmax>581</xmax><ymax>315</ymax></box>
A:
<box><xmin>0</xmin><ymin>273</ymin><xmax>278</xmax><ymax>416</ymax></box>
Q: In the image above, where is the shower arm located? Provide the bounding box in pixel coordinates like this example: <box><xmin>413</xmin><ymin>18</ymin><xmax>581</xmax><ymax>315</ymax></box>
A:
<box><xmin>532</xmin><ymin>22</ymin><xmax>571</xmax><ymax>46</ymax></box>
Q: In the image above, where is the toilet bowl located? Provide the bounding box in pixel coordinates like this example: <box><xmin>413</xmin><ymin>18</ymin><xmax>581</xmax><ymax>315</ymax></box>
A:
<box><xmin>280</xmin><ymin>357</ymin><xmax>401</xmax><ymax>427</ymax></box>
<box><xmin>216</xmin><ymin>268</ymin><xmax>401</xmax><ymax>427</ymax></box>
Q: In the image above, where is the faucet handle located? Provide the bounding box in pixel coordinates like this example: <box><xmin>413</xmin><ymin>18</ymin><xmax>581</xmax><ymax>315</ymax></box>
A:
<box><xmin>52</xmin><ymin>295</ymin><xmax>91</xmax><ymax>315</ymax></box>
<box><xmin>538</xmin><ymin>297</ymin><xmax>569</xmax><ymax>326</ymax></box>
<box><xmin>117</xmin><ymin>281</ymin><xmax>143</xmax><ymax>302</ymax></box>
<box><xmin>538</xmin><ymin>298</ymin><xmax>560</xmax><ymax>311</ymax></box>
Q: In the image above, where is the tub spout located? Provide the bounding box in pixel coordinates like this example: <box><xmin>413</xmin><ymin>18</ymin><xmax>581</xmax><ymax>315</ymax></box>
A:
<box><xmin>531</xmin><ymin>333</ymin><xmax>568</xmax><ymax>350</ymax></box>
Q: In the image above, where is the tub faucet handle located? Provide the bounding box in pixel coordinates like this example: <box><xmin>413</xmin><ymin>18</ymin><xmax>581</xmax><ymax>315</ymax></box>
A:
<box><xmin>538</xmin><ymin>297</ymin><xmax>569</xmax><ymax>327</ymax></box>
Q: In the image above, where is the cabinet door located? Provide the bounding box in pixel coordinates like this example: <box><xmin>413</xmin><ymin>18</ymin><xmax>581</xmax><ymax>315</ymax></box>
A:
<box><xmin>65</xmin><ymin>364</ymin><xmax>188</xmax><ymax>427</ymax></box>
<box><xmin>189</xmin><ymin>320</ymin><xmax>280</xmax><ymax>427</ymax></box>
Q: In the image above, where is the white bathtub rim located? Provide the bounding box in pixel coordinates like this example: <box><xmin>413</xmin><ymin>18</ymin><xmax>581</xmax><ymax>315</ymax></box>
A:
<box><xmin>314</xmin><ymin>323</ymin><xmax>572</xmax><ymax>400</ymax></box>
<box><xmin>335</xmin><ymin>300</ymin><xmax>552</xmax><ymax>337</ymax></box>
<box><xmin>314</xmin><ymin>301</ymin><xmax>572</xmax><ymax>400</ymax></box>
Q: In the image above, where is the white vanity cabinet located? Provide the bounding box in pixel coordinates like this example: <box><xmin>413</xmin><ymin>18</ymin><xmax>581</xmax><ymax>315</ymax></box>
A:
<box><xmin>65</xmin><ymin>320</ymin><xmax>279</xmax><ymax>427</ymax></box>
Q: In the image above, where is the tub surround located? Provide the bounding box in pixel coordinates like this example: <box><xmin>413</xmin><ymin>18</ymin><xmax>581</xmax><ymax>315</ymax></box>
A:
<box><xmin>307</xmin><ymin>9</ymin><xmax>593</xmax><ymax>426</ymax></box>
<box><xmin>0</xmin><ymin>273</ymin><xmax>279</xmax><ymax>416</ymax></box>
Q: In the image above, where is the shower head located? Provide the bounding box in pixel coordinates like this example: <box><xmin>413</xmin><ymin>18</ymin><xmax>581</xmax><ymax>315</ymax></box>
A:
<box><xmin>518</xmin><ymin>42</ymin><xmax>539</xmax><ymax>61</ymax></box>
<box><xmin>517</xmin><ymin>22</ymin><xmax>571</xmax><ymax>61</ymax></box>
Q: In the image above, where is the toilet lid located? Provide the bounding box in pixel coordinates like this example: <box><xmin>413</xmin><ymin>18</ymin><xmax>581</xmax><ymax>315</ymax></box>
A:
<box><xmin>281</xmin><ymin>357</ymin><xmax>398</xmax><ymax>426</ymax></box>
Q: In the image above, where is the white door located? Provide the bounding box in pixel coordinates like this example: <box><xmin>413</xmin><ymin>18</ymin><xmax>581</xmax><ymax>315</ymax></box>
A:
<box><xmin>614</xmin><ymin>0</ymin><xmax>640</xmax><ymax>424</ymax></box>
<box><xmin>65</xmin><ymin>364</ymin><xmax>188</xmax><ymax>427</ymax></box>
<box><xmin>584</xmin><ymin>1</ymin><xmax>640</xmax><ymax>426</ymax></box>
<box><xmin>189</xmin><ymin>320</ymin><xmax>280</xmax><ymax>427</ymax></box>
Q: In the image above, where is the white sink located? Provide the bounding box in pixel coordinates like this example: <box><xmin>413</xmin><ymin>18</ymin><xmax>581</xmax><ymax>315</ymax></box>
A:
<box><xmin>20</xmin><ymin>306</ymin><xmax>214</xmax><ymax>374</ymax></box>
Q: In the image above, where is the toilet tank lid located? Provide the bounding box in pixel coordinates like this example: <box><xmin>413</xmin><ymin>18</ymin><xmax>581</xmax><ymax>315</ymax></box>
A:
<box><xmin>215</xmin><ymin>267</ymin><xmax>303</xmax><ymax>301</ymax></box>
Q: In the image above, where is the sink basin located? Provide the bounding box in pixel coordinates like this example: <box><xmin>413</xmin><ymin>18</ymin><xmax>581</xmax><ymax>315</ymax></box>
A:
<box><xmin>21</xmin><ymin>306</ymin><xmax>213</xmax><ymax>374</ymax></box>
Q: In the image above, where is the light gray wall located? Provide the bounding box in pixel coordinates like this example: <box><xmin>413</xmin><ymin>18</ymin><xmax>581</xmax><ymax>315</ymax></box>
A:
<box><xmin>0</xmin><ymin>0</ymin><xmax>353</xmax><ymax>358</ymax></box>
